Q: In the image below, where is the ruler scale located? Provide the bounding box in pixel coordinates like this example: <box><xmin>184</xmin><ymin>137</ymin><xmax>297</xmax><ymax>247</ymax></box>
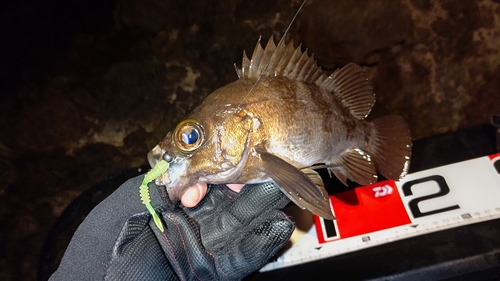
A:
<box><xmin>260</xmin><ymin>153</ymin><xmax>500</xmax><ymax>272</ymax></box>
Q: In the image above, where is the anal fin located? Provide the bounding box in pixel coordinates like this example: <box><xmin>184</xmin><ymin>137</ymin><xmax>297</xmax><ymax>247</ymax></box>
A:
<box><xmin>329</xmin><ymin>148</ymin><xmax>378</xmax><ymax>186</ymax></box>
<box><xmin>257</xmin><ymin>149</ymin><xmax>334</xmax><ymax>220</ymax></box>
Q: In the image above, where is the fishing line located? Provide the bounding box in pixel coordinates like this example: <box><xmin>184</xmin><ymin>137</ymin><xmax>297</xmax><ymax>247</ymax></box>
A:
<box><xmin>234</xmin><ymin>0</ymin><xmax>307</xmax><ymax>111</ymax></box>
<box><xmin>201</xmin><ymin>0</ymin><xmax>308</xmax><ymax>148</ymax></box>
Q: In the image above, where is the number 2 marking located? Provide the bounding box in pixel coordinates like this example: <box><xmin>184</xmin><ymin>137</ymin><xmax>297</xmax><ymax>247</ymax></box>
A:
<box><xmin>402</xmin><ymin>175</ymin><xmax>460</xmax><ymax>218</ymax></box>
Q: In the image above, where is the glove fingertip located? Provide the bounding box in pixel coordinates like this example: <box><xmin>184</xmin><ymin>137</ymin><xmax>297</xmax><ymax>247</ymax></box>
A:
<box><xmin>256</xmin><ymin>216</ymin><xmax>295</xmax><ymax>247</ymax></box>
<box><xmin>214</xmin><ymin>214</ymin><xmax>295</xmax><ymax>279</ymax></box>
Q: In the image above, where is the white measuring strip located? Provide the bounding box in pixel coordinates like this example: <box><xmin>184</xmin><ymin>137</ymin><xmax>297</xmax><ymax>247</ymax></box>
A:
<box><xmin>261</xmin><ymin>153</ymin><xmax>500</xmax><ymax>272</ymax></box>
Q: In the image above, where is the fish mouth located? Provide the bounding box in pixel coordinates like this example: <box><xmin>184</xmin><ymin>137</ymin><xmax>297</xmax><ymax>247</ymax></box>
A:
<box><xmin>147</xmin><ymin>148</ymin><xmax>171</xmax><ymax>186</ymax></box>
<box><xmin>147</xmin><ymin>145</ymin><xmax>164</xmax><ymax>168</ymax></box>
<box><xmin>147</xmin><ymin>145</ymin><xmax>186</xmax><ymax>187</ymax></box>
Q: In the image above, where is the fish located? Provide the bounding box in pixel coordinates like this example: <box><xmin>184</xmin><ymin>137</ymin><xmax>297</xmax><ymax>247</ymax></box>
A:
<box><xmin>147</xmin><ymin>37</ymin><xmax>411</xmax><ymax>220</ymax></box>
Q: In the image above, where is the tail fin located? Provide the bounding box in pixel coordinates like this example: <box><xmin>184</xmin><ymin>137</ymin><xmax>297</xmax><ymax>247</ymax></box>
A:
<box><xmin>368</xmin><ymin>115</ymin><xmax>411</xmax><ymax>180</ymax></box>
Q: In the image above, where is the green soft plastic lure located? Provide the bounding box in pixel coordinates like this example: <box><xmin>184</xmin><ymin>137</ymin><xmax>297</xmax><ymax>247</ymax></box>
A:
<box><xmin>140</xmin><ymin>159</ymin><xmax>169</xmax><ymax>232</ymax></box>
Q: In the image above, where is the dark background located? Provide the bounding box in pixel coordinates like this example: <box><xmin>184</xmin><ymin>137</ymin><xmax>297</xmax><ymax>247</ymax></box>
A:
<box><xmin>1</xmin><ymin>0</ymin><xmax>499</xmax><ymax>280</ymax></box>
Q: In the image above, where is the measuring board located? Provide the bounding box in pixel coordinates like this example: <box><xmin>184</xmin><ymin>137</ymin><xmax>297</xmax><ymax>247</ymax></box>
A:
<box><xmin>260</xmin><ymin>152</ymin><xmax>500</xmax><ymax>273</ymax></box>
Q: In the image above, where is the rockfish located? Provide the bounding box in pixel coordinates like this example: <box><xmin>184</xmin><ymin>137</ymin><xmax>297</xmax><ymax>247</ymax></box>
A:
<box><xmin>148</xmin><ymin>37</ymin><xmax>411</xmax><ymax>219</ymax></box>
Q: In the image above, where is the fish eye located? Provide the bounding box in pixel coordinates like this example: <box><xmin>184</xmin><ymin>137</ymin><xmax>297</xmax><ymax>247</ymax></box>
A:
<box><xmin>174</xmin><ymin>119</ymin><xmax>204</xmax><ymax>152</ymax></box>
<box><xmin>181</xmin><ymin>128</ymin><xmax>198</xmax><ymax>144</ymax></box>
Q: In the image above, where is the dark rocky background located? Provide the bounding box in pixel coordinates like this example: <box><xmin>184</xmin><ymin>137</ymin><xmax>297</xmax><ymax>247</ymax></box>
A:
<box><xmin>1</xmin><ymin>0</ymin><xmax>499</xmax><ymax>280</ymax></box>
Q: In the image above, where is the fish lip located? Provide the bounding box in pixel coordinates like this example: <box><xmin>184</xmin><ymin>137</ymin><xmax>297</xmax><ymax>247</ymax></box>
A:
<box><xmin>147</xmin><ymin>145</ymin><xmax>179</xmax><ymax>187</ymax></box>
<box><xmin>159</xmin><ymin>157</ymin><xmax>190</xmax><ymax>188</ymax></box>
<box><xmin>147</xmin><ymin>145</ymin><xmax>164</xmax><ymax>168</ymax></box>
<box><xmin>147</xmin><ymin>143</ymin><xmax>193</xmax><ymax>191</ymax></box>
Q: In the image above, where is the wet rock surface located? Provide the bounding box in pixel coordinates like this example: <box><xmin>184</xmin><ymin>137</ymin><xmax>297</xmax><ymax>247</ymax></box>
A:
<box><xmin>1</xmin><ymin>0</ymin><xmax>499</xmax><ymax>280</ymax></box>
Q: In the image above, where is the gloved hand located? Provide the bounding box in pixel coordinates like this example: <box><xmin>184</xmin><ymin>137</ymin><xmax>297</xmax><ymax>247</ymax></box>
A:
<box><xmin>107</xmin><ymin>182</ymin><xmax>294</xmax><ymax>280</ymax></box>
<box><xmin>51</xmin><ymin>176</ymin><xmax>295</xmax><ymax>281</ymax></box>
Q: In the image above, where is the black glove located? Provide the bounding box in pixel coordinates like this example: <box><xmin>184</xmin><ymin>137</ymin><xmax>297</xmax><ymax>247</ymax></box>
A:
<box><xmin>50</xmin><ymin>175</ymin><xmax>294</xmax><ymax>281</ymax></box>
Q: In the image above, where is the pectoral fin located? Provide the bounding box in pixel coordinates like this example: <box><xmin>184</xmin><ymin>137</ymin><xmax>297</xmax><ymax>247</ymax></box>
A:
<box><xmin>257</xmin><ymin>149</ymin><xmax>334</xmax><ymax>220</ymax></box>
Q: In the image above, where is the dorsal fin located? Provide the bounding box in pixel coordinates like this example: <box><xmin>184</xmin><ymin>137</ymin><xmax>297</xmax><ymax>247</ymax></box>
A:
<box><xmin>317</xmin><ymin>63</ymin><xmax>375</xmax><ymax>119</ymax></box>
<box><xmin>234</xmin><ymin>37</ymin><xmax>376</xmax><ymax>119</ymax></box>
<box><xmin>234</xmin><ymin>36</ymin><xmax>324</xmax><ymax>82</ymax></box>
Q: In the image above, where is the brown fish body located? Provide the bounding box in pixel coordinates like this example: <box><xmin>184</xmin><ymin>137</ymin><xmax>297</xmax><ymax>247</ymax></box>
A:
<box><xmin>195</xmin><ymin>77</ymin><xmax>366</xmax><ymax>173</ymax></box>
<box><xmin>148</xmin><ymin>38</ymin><xmax>411</xmax><ymax>219</ymax></box>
